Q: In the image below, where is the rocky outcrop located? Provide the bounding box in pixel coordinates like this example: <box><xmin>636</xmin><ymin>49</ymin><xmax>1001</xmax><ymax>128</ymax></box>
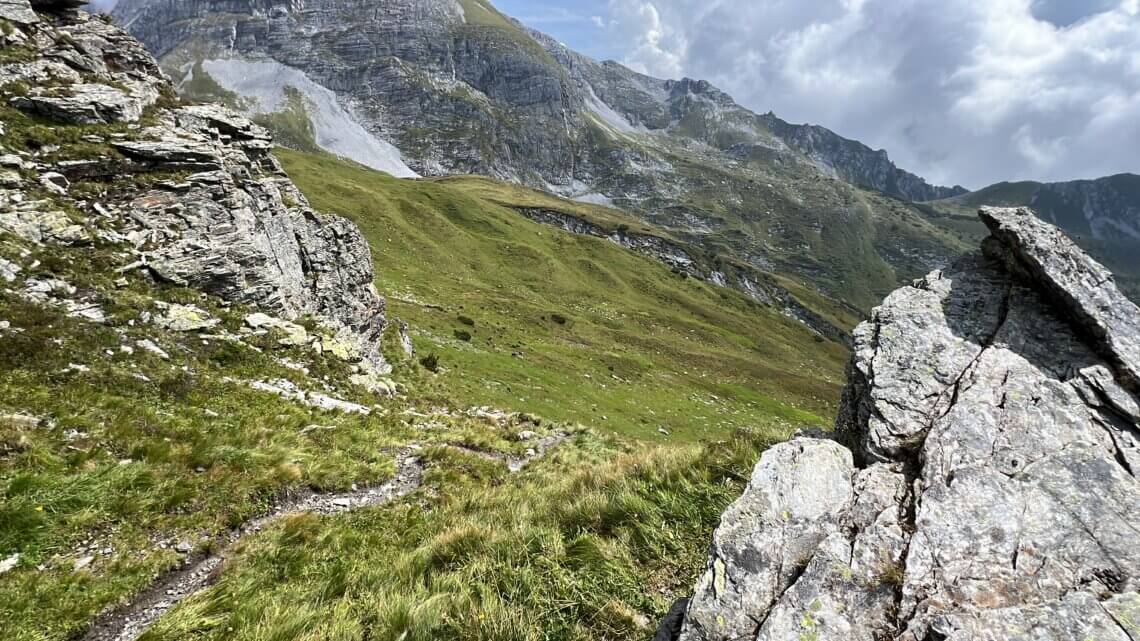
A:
<box><xmin>516</xmin><ymin>206</ymin><xmax>852</xmax><ymax>343</ymax></box>
<box><xmin>668</xmin><ymin>207</ymin><xmax>1140</xmax><ymax>641</ymax></box>
<box><xmin>0</xmin><ymin>1</ymin><xmax>388</xmax><ymax>371</ymax></box>
<box><xmin>939</xmin><ymin>174</ymin><xmax>1140</xmax><ymax>304</ymax></box>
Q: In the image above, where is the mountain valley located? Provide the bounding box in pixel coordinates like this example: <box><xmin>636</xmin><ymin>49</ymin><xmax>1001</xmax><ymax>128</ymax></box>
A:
<box><xmin>1</xmin><ymin>1</ymin><xmax>1138</xmax><ymax>640</ymax></box>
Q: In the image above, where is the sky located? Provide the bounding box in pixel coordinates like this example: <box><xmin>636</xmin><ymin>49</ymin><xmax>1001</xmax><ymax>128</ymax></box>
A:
<box><xmin>87</xmin><ymin>0</ymin><xmax>1138</xmax><ymax>189</ymax></box>
<box><xmin>508</xmin><ymin>0</ymin><xmax>1140</xmax><ymax>189</ymax></box>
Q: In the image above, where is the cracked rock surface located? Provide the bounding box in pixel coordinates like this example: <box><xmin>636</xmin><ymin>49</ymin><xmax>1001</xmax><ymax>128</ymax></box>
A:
<box><xmin>671</xmin><ymin>207</ymin><xmax>1140</xmax><ymax>641</ymax></box>
<box><xmin>0</xmin><ymin>2</ymin><xmax>388</xmax><ymax>372</ymax></box>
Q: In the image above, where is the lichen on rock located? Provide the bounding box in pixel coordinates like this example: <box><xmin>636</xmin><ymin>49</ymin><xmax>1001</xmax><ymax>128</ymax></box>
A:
<box><xmin>667</xmin><ymin>207</ymin><xmax>1140</xmax><ymax>641</ymax></box>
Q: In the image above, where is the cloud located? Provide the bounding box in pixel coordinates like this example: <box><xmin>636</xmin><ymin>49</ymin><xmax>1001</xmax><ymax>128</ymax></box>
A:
<box><xmin>602</xmin><ymin>0</ymin><xmax>1140</xmax><ymax>188</ymax></box>
<box><xmin>86</xmin><ymin>0</ymin><xmax>118</xmax><ymax>11</ymax></box>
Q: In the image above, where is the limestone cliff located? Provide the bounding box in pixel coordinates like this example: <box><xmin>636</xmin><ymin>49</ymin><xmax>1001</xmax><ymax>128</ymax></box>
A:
<box><xmin>664</xmin><ymin>207</ymin><xmax>1140</xmax><ymax>641</ymax></box>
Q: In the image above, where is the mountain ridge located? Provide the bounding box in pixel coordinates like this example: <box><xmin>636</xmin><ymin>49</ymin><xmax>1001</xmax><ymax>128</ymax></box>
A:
<box><xmin>106</xmin><ymin>0</ymin><xmax>976</xmax><ymax>312</ymax></box>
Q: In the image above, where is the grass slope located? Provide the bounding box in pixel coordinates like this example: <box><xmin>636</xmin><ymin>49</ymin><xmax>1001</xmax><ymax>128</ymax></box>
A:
<box><xmin>277</xmin><ymin>149</ymin><xmax>848</xmax><ymax>441</ymax></box>
<box><xmin>139</xmin><ymin>430</ymin><xmax>779</xmax><ymax>641</ymax></box>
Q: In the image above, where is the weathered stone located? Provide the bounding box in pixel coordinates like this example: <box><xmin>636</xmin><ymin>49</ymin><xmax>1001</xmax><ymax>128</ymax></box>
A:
<box><xmin>0</xmin><ymin>170</ymin><xmax>22</xmax><ymax>188</ymax></box>
<box><xmin>0</xmin><ymin>0</ymin><xmax>38</xmax><ymax>24</ymax></box>
<box><xmin>247</xmin><ymin>379</ymin><xmax>371</xmax><ymax>415</ymax></box>
<box><xmin>11</xmin><ymin>10</ymin><xmax>389</xmax><ymax>367</ymax></box>
<box><xmin>3</xmin><ymin>210</ymin><xmax>87</xmax><ymax>245</ymax></box>
<box><xmin>154</xmin><ymin>303</ymin><xmax>219</xmax><ymax>332</ymax></box>
<box><xmin>244</xmin><ymin>312</ymin><xmax>308</xmax><ymax>346</ymax></box>
<box><xmin>0</xmin><ymin>553</ymin><xmax>19</xmax><ymax>575</ymax></box>
<box><xmin>672</xmin><ymin>209</ymin><xmax>1140</xmax><ymax>641</ymax></box>
<box><xmin>112</xmin><ymin>137</ymin><xmax>220</xmax><ymax>166</ymax></box>
<box><xmin>981</xmin><ymin>206</ymin><xmax>1140</xmax><ymax>389</ymax></box>
<box><xmin>12</xmin><ymin>82</ymin><xmax>156</xmax><ymax>124</ymax></box>
<box><xmin>0</xmin><ymin>256</ymin><xmax>20</xmax><ymax>282</ymax></box>
<box><xmin>38</xmin><ymin>171</ymin><xmax>68</xmax><ymax>195</ymax></box>
<box><xmin>679</xmin><ymin>438</ymin><xmax>855</xmax><ymax>641</ymax></box>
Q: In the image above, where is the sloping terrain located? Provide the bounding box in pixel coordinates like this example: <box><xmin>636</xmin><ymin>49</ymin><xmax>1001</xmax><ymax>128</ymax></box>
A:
<box><xmin>109</xmin><ymin>0</ymin><xmax>971</xmax><ymax>311</ymax></box>
<box><xmin>277</xmin><ymin>149</ymin><xmax>847</xmax><ymax>440</ymax></box>
<box><xmin>0</xmin><ymin>4</ymin><xmax>848</xmax><ymax>640</ymax></box>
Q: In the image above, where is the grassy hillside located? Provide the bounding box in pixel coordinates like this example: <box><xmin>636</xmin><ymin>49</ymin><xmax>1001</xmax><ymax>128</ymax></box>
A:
<box><xmin>0</xmin><ymin>150</ymin><xmax>846</xmax><ymax>640</ymax></box>
<box><xmin>277</xmin><ymin>149</ymin><xmax>848</xmax><ymax>441</ymax></box>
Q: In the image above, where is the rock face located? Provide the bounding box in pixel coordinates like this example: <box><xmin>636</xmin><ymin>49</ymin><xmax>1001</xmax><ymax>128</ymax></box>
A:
<box><xmin>670</xmin><ymin>207</ymin><xmax>1140</xmax><ymax>641</ymax></box>
<box><xmin>0</xmin><ymin>2</ymin><xmax>388</xmax><ymax>371</ymax></box>
<box><xmin>108</xmin><ymin>0</ymin><xmax>972</xmax><ymax>313</ymax></box>
<box><xmin>760</xmin><ymin>117</ymin><xmax>966</xmax><ymax>203</ymax></box>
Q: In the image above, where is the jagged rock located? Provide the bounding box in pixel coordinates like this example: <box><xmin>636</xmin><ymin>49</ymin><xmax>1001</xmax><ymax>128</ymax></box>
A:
<box><xmin>247</xmin><ymin>379</ymin><xmax>371</xmax><ymax>415</ymax></box>
<box><xmin>0</xmin><ymin>0</ymin><xmax>38</xmax><ymax>24</ymax></box>
<box><xmin>0</xmin><ymin>170</ymin><xmax>22</xmax><ymax>188</ymax></box>
<box><xmin>12</xmin><ymin>82</ymin><xmax>157</xmax><ymax>124</ymax></box>
<box><xmin>135</xmin><ymin>339</ymin><xmax>169</xmax><ymax>360</ymax></box>
<box><xmin>38</xmin><ymin>172</ymin><xmax>68</xmax><ymax>195</ymax></box>
<box><xmin>119</xmin><ymin>107</ymin><xmax>388</xmax><ymax>372</ymax></box>
<box><xmin>671</xmin><ymin>208</ymin><xmax>1140</xmax><ymax>641</ymax></box>
<box><xmin>0</xmin><ymin>12</ymin><xmax>388</xmax><ymax>373</ymax></box>
<box><xmin>0</xmin><ymin>256</ymin><xmax>20</xmax><ymax>282</ymax></box>
<box><xmin>0</xmin><ymin>205</ymin><xmax>88</xmax><ymax>245</ymax></box>
<box><xmin>679</xmin><ymin>438</ymin><xmax>856</xmax><ymax>641</ymax></box>
<box><xmin>980</xmin><ymin>207</ymin><xmax>1140</xmax><ymax>389</ymax></box>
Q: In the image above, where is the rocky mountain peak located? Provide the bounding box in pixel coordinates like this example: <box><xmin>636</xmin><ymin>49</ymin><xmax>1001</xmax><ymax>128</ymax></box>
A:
<box><xmin>662</xmin><ymin>206</ymin><xmax>1140</xmax><ymax>640</ymax></box>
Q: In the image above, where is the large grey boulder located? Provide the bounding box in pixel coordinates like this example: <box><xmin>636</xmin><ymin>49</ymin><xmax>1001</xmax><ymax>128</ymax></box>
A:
<box><xmin>669</xmin><ymin>207</ymin><xmax>1140</xmax><ymax>641</ymax></box>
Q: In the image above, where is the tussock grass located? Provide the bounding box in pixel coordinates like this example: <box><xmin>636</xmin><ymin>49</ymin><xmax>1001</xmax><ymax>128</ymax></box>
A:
<box><xmin>141</xmin><ymin>428</ymin><xmax>780</xmax><ymax>641</ymax></box>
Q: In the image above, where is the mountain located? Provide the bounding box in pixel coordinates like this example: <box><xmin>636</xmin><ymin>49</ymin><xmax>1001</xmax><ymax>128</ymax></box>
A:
<box><xmin>108</xmin><ymin>0</ymin><xmax>971</xmax><ymax>312</ymax></box>
<box><xmin>0</xmin><ymin>3</ymin><xmax>847</xmax><ymax>639</ymax></box>
<box><xmin>919</xmin><ymin>174</ymin><xmax>1140</xmax><ymax>301</ymax></box>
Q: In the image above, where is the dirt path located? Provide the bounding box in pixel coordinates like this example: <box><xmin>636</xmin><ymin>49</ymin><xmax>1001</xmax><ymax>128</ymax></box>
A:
<box><xmin>80</xmin><ymin>435</ymin><xmax>567</xmax><ymax>641</ymax></box>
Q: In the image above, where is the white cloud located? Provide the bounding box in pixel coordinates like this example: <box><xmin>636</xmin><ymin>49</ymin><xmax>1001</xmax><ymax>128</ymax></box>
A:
<box><xmin>602</xmin><ymin>0</ymin><xmax>1140</xmax><ymax>188</ymax></box>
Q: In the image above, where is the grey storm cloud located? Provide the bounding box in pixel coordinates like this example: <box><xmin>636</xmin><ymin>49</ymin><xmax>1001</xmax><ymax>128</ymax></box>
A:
<box><xmin>602</xmin><ymin>0</ymin><xmax>1140</xmax><ymax>188</ymax></box>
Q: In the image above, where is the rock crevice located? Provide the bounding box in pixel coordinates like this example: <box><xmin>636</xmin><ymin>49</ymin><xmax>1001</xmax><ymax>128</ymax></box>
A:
<box><xmin>670</xmin><ymin>207</ymin><xmax>1140</xmax><ymax>641</ymax></box>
